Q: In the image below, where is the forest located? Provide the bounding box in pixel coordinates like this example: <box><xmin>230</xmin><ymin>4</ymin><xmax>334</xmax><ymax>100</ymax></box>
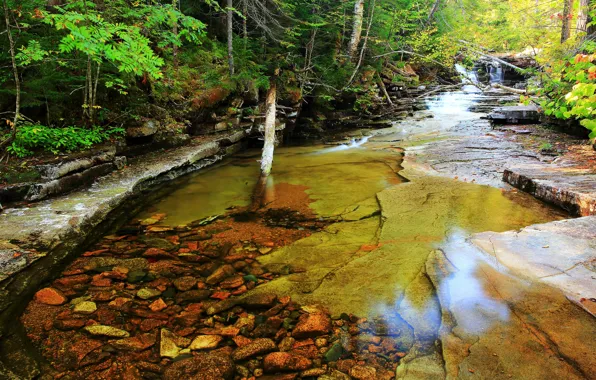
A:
<box><xmin>1</xmin><ymin>0</ymin><xmax>595</xmax><ymax>160</ymax></box>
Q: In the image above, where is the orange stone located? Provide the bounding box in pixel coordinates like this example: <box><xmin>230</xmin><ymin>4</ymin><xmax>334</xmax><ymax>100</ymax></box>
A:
<box><xmin>34</xmin><ymin>287</ymin><xmax>68</xmax><ymax>305</ymax></box>
<box><xmin>149</xmin><ymin>298</ymin><xmax>168</xmax><ymax>312</ymax></box>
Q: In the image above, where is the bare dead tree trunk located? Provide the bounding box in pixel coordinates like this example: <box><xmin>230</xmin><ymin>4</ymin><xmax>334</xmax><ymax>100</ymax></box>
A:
<box><xmin>227</xmin><ymin>0</ymin><xmax>235</xmax><ymax>76</ymax></box>
<box><xmin>91</xmin><ymin>62</ymin><xmax>101</xmax><ymax>122</ymax></box>
<box><xmin>577</xmin><ymin>0</ymin><xmax>590</xmax><ymax>33</ymax></box>
<box><xmin>427</xmin><ymin>0</ymin><xmax>440</xmax><ymax>22</ymax></box>
<box><xmin>260</xmin><ymin>77</ymin><xmax>277</xmax><ymax>176</ymax></box>
<box><xmin>347</xmin><ymin>0</ymin><xmax>365</xmax><ymax>60</ymax></box>
<box><xmin>561</xmin><ymin>0</ymin><xmax>572</xmax><ymax>43</ymax></box>
<box><xmin>377</xmin><ymin>74</ymin><xmax>393</xmax><ymax>105</ymax></box>
<box><xmin>1</xmin><ymin>0</ymin><xmax>20</xmax><ymax>150</ymax></box>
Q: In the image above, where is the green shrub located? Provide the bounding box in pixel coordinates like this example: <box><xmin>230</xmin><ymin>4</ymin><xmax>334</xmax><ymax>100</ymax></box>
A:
<box><xmin>7</xmin><ymin>125</ymin><xmax>125</xmax><ymax>157</ymax></box>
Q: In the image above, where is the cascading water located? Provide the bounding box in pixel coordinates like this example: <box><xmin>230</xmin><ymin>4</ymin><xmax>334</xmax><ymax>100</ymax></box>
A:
<box><xmin>489</xmin><ymin>63</ymin><xmax>504</xmax><ymax>84</ymax></box>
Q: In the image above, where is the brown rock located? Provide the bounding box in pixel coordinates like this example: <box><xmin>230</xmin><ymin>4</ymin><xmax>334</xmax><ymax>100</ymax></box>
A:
<box><xmin>189</xmin><ymin>335</ymin><xmax>223</xmax><ymax>350</ymax></box>
<box><xmin>220</xmin><ymin>275</ymin><xmax>244</xmax><ymax>289</ymax></box>
<box><xmin>149</xmin><ymin>298</ymin><xmax>168</xmax><ymax>312</ymax></box>
<box><xmin>206</xmin><ymin>264</ymin><xmax>235</xmax><ymax>285</ymax></box>
<box><xmin>110</xmin><ymin>333</ymin><xmax>157</xmax><ymax>351</ymax></box>
<box><xmin>54</xmin><ymin>319</ymin><xmax>86</xmax><ymax>331</ymax></box>
<box><xmin>349</xmin><ymin>365</ymin><xmax>377</xmax><ymax>380</ymax></box>
<box><xmin>54</xmin><ymin>274</ymin><xmax>91</xmax><ymax>288</ymax></box>
<box><xmin>232</xmin><ymin>338</ymin><xmax>277</xmax><ymax>361</ymax></box>
<box><xmin>263</xmin><ymin>352</ymin><xmax>312</xmax><ymax>373</ymax></box>
<box><xmin>175</xmin><ymin>290</ymin><xmax>212</xmax><ymax>304</ymax></box>
<box><xmin>239</xmin><ymin>293</ymin><xmax>277</xmax><ymax>308</ymax></box>
<box><xmin>164</xmin><ymin>353</ymin><xmax>234</xmax><ymax>380</ymax></box>
<box><xmin>292</xmin><ymin>313</ymin><xmax>331</xmax><ymax>339</ymax></box>
<box><xmin>173</xmin><ymin>276</ymin><xmax>197</xmax><ymax>291</ymax></box>
<box><xmin>35</xmin><ymin>287</ymin><xmax>68</xmax><ymax>305</ymax></box>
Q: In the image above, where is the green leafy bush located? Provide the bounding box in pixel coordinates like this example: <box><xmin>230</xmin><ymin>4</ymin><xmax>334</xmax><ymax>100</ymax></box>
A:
<box><xmin>7</xmin><ymin>125</ymin><xmax>125</xmax><ymax>157</ymax></box>
<box><xmin>539</xmin><ymin>46</ymin><xmax>596</xmax><ymax>140</ymax></box>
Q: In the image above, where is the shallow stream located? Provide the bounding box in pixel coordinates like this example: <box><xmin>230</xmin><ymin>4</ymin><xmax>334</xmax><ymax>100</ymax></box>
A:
<box><xmin>22</xmin><ymin>86</ymin><xmax>596</xmax><ymax>379</ymax></box>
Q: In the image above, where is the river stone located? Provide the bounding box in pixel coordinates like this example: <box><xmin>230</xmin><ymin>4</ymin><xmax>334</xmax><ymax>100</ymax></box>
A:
<box><xmin>232</xmin><ymin>338</ymin><xmax>277</xmax><ymax>361</ymax></box>
<box><xmin>175</xmin><ymin>289</ymin><xmax>211</xmax><ymax>304</ymax></box>
<box><xmin>263</xmin><ymin>352</ymin><xmax>312</xmax><ymax>373</ymax></box>
<box><xmin>110</xmin><ymin>333</ymin><xmax>157</xmax><ymax>351</ymax></box>
<box><xmin>206</xmin><ymin>264</ymin><xmax>235</xmax><ymax>285</ymax></box>
<box><xmin>84</xmin><ymin>325</ymin><xmax>130</xmax><ymax>338</ymax></box>
<box><xmin>239</xmin><ymin>293</ymin><xmax>277</xmax><ymax>308</ymax></box>
<box><xmin>292</xmin><ymin>313</ymin><xmax>331</xmax><ymax>339</ymax></box>
<box><xmin>173</xmin><ymin>276</ymin><xmax>198</xmax><ymax>291</ymax></box>
<box><xmin>73</xmin><ymin>301</ymin><xmax>97</xmax><ymax>314</ymax></box>
<box><xmin>34</xmin><ymin>287</ymin><xmax>67</xmax><ymax>305</ymax></box>
<box><xmin>189</xmin><ymin>335</ymin><xmax>223</xmax><ymax>350</ymax></box>
<box><xmin>324</xmin><ymin>342</ymin><xmax>344</xmax><ymax>362</ymax></box>
<box><xmin>160</xmin><ymin>329</ymin><xmax>182</xmax><ymax>358</ymax></box>
<box><xmin>163</xmin><ymin>353</ymin><xmax>234</xmax><ymax>380</ymax></box>
<box><xmin>137</xmin><ymin>288</ymin><xmax>162</xmax><ymax>300</ymax></box>
<box><xmin>127</xmin><ymin>119</ymin><xmax>160</xmax><ymax>138</ymax></box>
<box><xmin>127</xmin><ymin>270</ymin><xmax>148</xmax><ymax>283</ymax></box>
<box><xmin>88</xmin><ymin>257</ymin><xmax>148</xmax><ymax>272</ymax></box>
<box><xmin>139</xmin><ymin>236</ymin><xmax>177</xmax><ymax>251</ymax></box>
<box><xmin>349</xmin><ymin>365</ymin><xmax>376</xmax><ymax>380</ymax></box>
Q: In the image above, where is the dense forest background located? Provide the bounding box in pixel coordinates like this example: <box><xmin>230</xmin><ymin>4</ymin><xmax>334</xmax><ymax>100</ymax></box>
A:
<box><xmin>1</xmin><ymin>0</ymin><xmax>595</xmax><ymax>158</ymax></box>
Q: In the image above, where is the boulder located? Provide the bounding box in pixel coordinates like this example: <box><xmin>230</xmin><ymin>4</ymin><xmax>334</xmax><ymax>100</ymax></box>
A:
<box><xmin>127</xmin><ymin>119</ymin><xmax>160</xmax><ymax>138</ymax></box>
<box><xmin>487</xmin><ymin>105</ymin><xmax>540</xmax><ymax>124</ymax></box>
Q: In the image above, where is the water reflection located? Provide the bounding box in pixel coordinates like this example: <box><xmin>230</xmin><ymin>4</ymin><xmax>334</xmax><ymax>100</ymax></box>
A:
<box><xmin>436</xmin><ymin>230</ymin><xmax>510</xmax><ymax>334</ymax></box>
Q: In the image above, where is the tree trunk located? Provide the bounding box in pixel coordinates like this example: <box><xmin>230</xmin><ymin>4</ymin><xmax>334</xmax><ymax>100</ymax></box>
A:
<box><xmin>1</xmin><ymin>0</ymin><xmax>20</xmax><ymax>150</ymax></box>
<box><xmin>577</xmin><ymin>0</ymin><xmax>590</xmax><ymax>33</ymax></box>
<box><xmin>260</xmin><ymin>78</ymin><xmax>277</xmax><ymax>176</ymax></box>
<box><xmin>561</xmin><ymin>0</ymin><xmax>572</xmax><ymax>43</ymax></box>
<box><xmin>227</xmin><ymin>0</ymin><xmax>235</xmax><ymax>76</ymax></box>
<box><xmin>427</xmin><ymin>0</ymin><xmax>440</xmax><ymax>22</ymax></box>
<box><xmin>347</xmin><ymin>0</ymin><xmax>365</xmax><ymax>60</ymax></box>
<box><xmin>346</xmin><ymin>0</ymin><xmax>376</xmax><ymax>87</ymax></box>
<box><xmin>242</xmin><ymin>0</ymin><xmax>248</xmax><ymax>48</ymax></box>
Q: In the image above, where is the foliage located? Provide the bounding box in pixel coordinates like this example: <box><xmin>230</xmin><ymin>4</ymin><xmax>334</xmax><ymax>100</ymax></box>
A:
<box><xmin>539</xmin><ymin>43</ymin><xmax>596</xmax><ymax>139</ymax></box>
<box><xmin>7</xmin><ymin>124</ymin><xmax>124</xmax><ymax>157</ymax></box>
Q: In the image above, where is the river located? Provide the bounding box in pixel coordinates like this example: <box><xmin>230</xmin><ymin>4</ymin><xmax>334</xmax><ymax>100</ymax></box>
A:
<box><xmin>20</xmin><ymin>83</ymin><xmax>595</xmax><ymax>379</ymax></box>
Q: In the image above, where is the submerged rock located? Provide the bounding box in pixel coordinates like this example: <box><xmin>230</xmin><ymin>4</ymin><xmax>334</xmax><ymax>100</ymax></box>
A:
<box><xmin>84</xmin><ymin>325</ymin><xmax>130</xmax><ymax>338</ymax></box>
<box><xmin>189</xmin><ymin>335</ymin><xmax>223</xmax><ymax>350</ymax></box>
<box><xmin>34</xmin><ymin>288</ymin><xmax>67</xmax><ymax>305</ymax></box>
<box><xmin>292</xmin><ymin>313</ymin><xmax>331</xmax><ymax>339</ymax></box>
<box><xmin>232</xmin><ymin>338</ymin><xmax>276</xmax><ymax>361</ymax></box>
<box><xmin>263</xmin><ymin>352</ymin><xmax>312</xmax><ymax>372</ymax></box>
<box><xmin>163</xmin><ymin>353</ymin><xmax>234</xmax><ymax>380</ymax></box>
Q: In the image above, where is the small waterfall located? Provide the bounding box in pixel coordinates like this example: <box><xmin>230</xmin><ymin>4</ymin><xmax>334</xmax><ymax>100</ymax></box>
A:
<box><xmin>489</xmin><ymin>64</ymin><xmax>504</xmax><ymax>84</ymax></box>
<box><xmin>320</xmin><ymin>135</ymin><xmax>371</xmax><ymax>153</ymax></box>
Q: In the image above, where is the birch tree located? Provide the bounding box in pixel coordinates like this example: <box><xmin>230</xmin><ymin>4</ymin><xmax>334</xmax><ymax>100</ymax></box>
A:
<box><xmin>577</xmin><ymin>0</ymin><xmax>590</xmax><ymax>34</ymax></box>
<box><xmin>560</xmin><ymin>0</ymin><xmax>572</xmax><ymax>43</ymax></box>
<box><xmin>227</xmin><ymin>0</ymin><xmax>235</xmax><ymax>76</ymax></box>
<box><xmin>347</xmin><ymin>0</ymin><xmax>365</xmax><ymax>59</ymax></box>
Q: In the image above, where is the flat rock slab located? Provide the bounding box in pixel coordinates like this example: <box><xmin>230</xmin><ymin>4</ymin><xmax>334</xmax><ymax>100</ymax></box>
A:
<box><xmin>504</xmin><ymin>161</ymin><xmax>596</xmax><ymax>216</ymax></box>
<box><xmin>0</xmin><ymin>130</ymin><xmax>247</xmax><ymax>282</ymax></box>
<box><xmin>487</xmin><ymin>105</ymin><xmax>540</xmax><ymax>124</ymax></box>
<box><xmin>402</xmin><ymin>119</ymin><xmax>541</xmax><ymax>188</ymax></box>
<box><xmin>471</xmin><ymin>216</ymin><xmax>596</xmax><ymax>308</ymax></box>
